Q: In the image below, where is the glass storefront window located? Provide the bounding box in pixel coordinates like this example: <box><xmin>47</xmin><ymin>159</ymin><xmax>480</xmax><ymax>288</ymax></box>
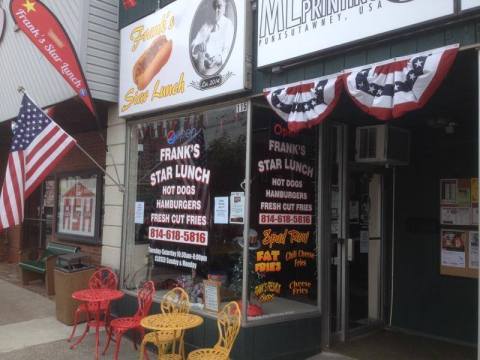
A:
<box><xmin>125</xmin><ymin>99</ymin><xmax>319</xmax><ymax>321</ymax></box>
<box><xmin>247</xmin><ymin>104</ymin><xmax>319</xmax><ymax>320</ymax></box>
<box><xmin>128</xmin><ymin>102</ymin><xmax>247</xmax><ymax>307</ymax></box>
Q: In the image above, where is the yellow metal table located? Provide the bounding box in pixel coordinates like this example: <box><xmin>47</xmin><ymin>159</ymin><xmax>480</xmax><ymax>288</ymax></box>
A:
<box><xmin>140</xmin><ymin>313</ymin><xmax>203</xmax><ymax>360</ymax></box>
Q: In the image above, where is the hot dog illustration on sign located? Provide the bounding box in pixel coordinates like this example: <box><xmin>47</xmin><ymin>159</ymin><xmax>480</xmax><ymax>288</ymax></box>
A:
<box><xmin>132</xmin><ymin>35</ymin><xmax>173</xmax><ymax>90</ymax></box>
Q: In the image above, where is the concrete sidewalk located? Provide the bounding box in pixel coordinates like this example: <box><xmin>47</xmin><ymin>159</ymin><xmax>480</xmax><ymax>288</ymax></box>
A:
<box><xmin>0</xmin><ymin>278</ymin><xmax>147</xmax><ymax>359</ymax></box>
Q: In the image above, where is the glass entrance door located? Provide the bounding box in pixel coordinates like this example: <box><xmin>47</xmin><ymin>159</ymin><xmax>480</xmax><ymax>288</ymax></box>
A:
<box><xmin>329</xmin><ymin>123</ymin><xmax>384</xmax><ymax>342</ymax></box>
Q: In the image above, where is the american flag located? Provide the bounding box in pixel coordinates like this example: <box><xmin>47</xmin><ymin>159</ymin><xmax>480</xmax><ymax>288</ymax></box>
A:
<box><xmin>0</xmin><ymin>94</ymin><xmax>76</xmax><ymax>230</ymax></box>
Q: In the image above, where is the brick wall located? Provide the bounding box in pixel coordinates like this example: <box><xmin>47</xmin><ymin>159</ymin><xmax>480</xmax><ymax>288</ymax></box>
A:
<box><xmin>54</xmin><ymin>131</ymin><xmax>106</xmax><ymax>173</ymax></box>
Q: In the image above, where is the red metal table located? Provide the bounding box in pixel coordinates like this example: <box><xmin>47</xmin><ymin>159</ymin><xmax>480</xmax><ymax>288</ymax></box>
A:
<box><xmin>71</xmin><ymin>288</ymin><xmax>124</xmax><ymax>360</ymax></box>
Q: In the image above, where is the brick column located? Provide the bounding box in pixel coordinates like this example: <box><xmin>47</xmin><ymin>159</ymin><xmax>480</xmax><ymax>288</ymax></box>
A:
<box><xmin>101</xmin><ymin>105</ymin><xmax>126</xmax><ymax>271</ymax></box>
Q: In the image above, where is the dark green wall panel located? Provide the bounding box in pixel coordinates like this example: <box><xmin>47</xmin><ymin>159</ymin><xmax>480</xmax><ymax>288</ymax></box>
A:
<box><xmin>366</xmin><ymin>47</ymin><xmax>391</xmax><ymax>64</ymax></box>
<box><xmin>390</xmin><ymin>38</ymin><xmax>418</xmax><ymax>57</ymax></box>
<box><xmin>286</xmin><ymin>67</ymin><xmax>305</xmax><ymax>84</ymax></box>
<box><xmin>344</xmin><ymin>51</ymin><xmax>367</xmax><ymax>69</ymax></box>
<box><xmin>417</xmin><ymin>32</ymin><xmax>446</xmax><ymax>52</ymax></box>
<box><xmin>323</xmin><ymin>57</ymin><xmax>345</xmax><ymax>77</ymax></box>
<box><xmin>270</xmin><ymin>73</ymin><xmax>288</xmax><ymax>87</ymax></box>
<box><xmin>389</xmin><ymin>52</ymin><xmax>478</xmax><ymax>344</ymax></box>
<box><xmin>445</xmin><ymin>23</ymin><xmax>477</xmax><ymax>46</ymax></box>
<box><xmin>303</xmin><ymin>62</ymin><xmax>324</xmax><ymax>80</ymax></box>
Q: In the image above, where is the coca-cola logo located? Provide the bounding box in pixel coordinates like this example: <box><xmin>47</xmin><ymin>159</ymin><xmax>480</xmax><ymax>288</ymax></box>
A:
<box><xmin>0</xmin><ymin>8</ymin><xmax>5</xmax><ymax>44</ymax></box>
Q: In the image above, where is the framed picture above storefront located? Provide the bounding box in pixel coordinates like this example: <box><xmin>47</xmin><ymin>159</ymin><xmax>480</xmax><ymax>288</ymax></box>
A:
<box><xmin>119</xmin><ymin>0</ymin><xmax>252</xmax><ymax>117</ymax></box>
<box><xmin>56</xmin><ymin>172</ymin><xmax>102</xmax><ymax>243</ymax></box>
<box><xmin>257</xmin><ymin>0</ymin><xmax>455</xmax><ymax>67</ymax></box>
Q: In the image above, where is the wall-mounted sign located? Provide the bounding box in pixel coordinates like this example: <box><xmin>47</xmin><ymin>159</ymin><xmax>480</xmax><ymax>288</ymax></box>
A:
<box><xmin>57</xmin><ymin>175</ymin><xmax>99</xmax><ymax>239</ymax></box>
<box><xmin>119</xmin><ymin>0</ymin><xmax>250</xmax><ymax>117</ymax></box>
<box><xmin>214</xmin><ymin>196</ymin><xmax>229</xmax><ymax>224</ymax></box>
<box><xmin>203</xmin><ymin>280</ymin><xmax>221</xmax><ymax>312</ymax></box>
<box><xmin>229</xmin><ymin>191</ymin><xmax>244</xmax><ymax>224</ymax></box>
<box><xmin>257</xmin><ymin>0</ymin><xmax>454</xmax><ymax>67</ymax></box>
<box><xmin>462</xmin><ymin>0</ymin><xmax>480</xmax><ymax>10</ymax></box>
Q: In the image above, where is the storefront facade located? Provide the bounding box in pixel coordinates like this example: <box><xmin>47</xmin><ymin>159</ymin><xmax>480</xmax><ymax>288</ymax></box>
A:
<box><xmin>117</xmin><ymin>1</ymin><xmax>478</xmax><ymax>358</ymax></box>
<box><xmin>0</xmin><ymin>0</ymin><xmax>120</xmax><ymax>267</ymax></box>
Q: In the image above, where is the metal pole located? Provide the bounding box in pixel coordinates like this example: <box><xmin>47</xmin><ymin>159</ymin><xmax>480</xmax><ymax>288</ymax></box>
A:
<box><xmin>241</xmin><ymin>100</ymin><xmax>252</xmax><ymax>324</ymax></box>
<box><xmin>74</xmin><ymin>142</ymin><xmax>125</xmax><ymax>193</ymax></box>
<box><xmin>16</xmin><ymin>86</ymin><xmax>124</xmax><ymax>193</ymax></box>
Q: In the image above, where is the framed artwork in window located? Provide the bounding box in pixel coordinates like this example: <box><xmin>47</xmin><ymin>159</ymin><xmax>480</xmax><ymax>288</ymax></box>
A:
<box><xmin>56</xmin><ymin>172</ymin><xmax>102</xmax><ymax>243</ymax></box>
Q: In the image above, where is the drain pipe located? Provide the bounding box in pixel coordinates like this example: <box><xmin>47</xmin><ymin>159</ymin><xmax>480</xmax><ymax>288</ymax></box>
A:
<box><xmin>389</xmin><ymin>166</ymin><xmax>396</xmax><ymax>327</ymax></box>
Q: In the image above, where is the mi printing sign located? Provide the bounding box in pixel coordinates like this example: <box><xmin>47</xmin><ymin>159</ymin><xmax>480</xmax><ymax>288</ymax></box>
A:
<box><xmin>119</xmin><ymin>0</ymin><xmax>249</xmax><ymax>118</ymax></box>
<box><xmin>257</xmin><ymin>0</ymin><xmax>454</xmax><ymax>67</ymax></box>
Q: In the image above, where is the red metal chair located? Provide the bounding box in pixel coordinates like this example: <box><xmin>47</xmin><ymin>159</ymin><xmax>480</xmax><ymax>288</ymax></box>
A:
<box><xmin>68</xmin><ymin>267</ymin><xmax>118</xmax><ymax>344</ymax></box>
<box><xmin>102</xmin><ymin>280</ymin><xmax>155</xmax><ymax>360</ymax></box>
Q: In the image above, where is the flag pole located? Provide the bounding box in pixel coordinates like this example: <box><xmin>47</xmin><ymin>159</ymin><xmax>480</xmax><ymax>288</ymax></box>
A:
<box><xmin>16</xmin><ymin>86</ymin><xmax>125</xmax><ymax>193</ymax></box>
<box><xmin>74</xmin><ymin>143</ymin><xmax>125</xmax><ymax>193</ymax></box>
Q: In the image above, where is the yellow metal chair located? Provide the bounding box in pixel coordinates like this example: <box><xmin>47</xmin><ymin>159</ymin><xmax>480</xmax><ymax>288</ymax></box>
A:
<box><xmin>187</xmin><ymin>301</ymin><xmax>241</xmax><ymax>360</ymax></box>
<box><xmin>140</xmin><ymin>287</ymin><xmax>190</xmax><ymax>360</ymax></box>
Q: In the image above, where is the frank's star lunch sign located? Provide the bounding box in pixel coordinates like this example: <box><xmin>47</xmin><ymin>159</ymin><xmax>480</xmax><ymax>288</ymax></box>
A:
<box><xmin>119</xmin><ymin>0</ymin><xmax>251</xmax><ymax>117</ymax></box>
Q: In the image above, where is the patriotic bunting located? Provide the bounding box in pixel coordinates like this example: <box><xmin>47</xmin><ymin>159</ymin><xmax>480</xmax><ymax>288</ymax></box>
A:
<box><xmin>264</xmin><ymin>45</ymin><xmax>459</xmax><ymax>128</ymax></box>
<box><xmin>344</xmin><ymin>44</ymin><xmax>459</xmax><ymax>120</ymax></box>
<box><xmin>264</xmin><ymin>74</ymin><xmax>343</xmax><ymax>132</ymax></box>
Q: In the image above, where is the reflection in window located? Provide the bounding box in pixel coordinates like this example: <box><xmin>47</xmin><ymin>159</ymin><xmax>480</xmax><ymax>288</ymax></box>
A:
<box><xmin>247</xmin><ymin>105</ymin><xmax>318</xmax><ymax>319</ymax></box>
<box><xmin>129</xmin><ymin>103</ymin><xmax>247</xmax><ymax>307</ymax></box>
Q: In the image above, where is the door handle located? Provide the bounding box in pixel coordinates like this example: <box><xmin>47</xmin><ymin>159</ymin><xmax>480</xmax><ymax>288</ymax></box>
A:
<box><xmin>347</xmin><ymin>238</ymin><xmax>354</xmax><ymax>262</ymax></box>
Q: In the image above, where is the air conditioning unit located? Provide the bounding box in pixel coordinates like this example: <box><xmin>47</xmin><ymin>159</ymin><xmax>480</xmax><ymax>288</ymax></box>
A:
<box><xmin>355</xmin><ymin>125</ymin><xmax>410</xmax><ymax>165</ymax></box>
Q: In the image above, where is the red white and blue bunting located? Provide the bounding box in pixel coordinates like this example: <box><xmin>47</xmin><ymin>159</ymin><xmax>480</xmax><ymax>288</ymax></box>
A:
<box><xmin>264</xmin><ymin>44</ymin><xmax>459</xmax><ymax>130</ymax></box>
<box><xmin>264</xmin><ymin>74</ymin><xmax>343</xmax><ymax>132</ymax></box>
<box><xmin>344</xmin><ymin>44</ymin><xmax>459</xmax><ymax>120</ymax></box>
